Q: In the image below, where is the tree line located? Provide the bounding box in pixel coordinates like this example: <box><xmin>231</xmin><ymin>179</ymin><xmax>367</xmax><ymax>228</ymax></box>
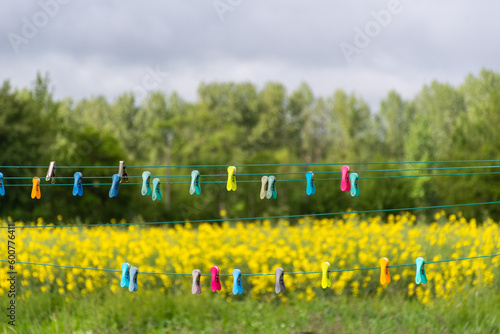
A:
<box><xmin>1</xmin><ymin>69</ymin><xmax>500</xmax><ymax>223</ymax></box>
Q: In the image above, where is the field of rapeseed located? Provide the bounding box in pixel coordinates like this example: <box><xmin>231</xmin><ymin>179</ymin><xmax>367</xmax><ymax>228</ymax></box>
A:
<box><xmin>1</xmin><ymin>211</ymin><xmax>500</xmax><ymax>306</ymax></box>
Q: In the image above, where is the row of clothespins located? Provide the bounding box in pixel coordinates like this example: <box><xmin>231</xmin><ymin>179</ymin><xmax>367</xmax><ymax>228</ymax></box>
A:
<box><xmin>0</xmin><ymin>162</ymin><xmax>360</xmax><ymax>199</ymax></box>
<box><xmin>119</xmin><ymin>257</ymin><xmax>427</xmax><ymax>295</ymax></box>
<box><xmin>196</xmin><ymin>165</ymin><xmax>359</xmax><ymax>197</ymax></box>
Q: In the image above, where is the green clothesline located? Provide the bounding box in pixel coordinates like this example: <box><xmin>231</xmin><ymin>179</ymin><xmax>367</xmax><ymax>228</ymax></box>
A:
<box><xmin>1</xmin><ymin>253</ymin><xmax>498</xmax><ymax>277</ymax></box>
<box><xmin>4</xmin><ymin>171</ymin><xmax>500</xmax><ymax>187</ymax></box>
<box><xmin>2</xmin><ymin>200</ymin><xmax>499</xmax><ymax>229</ymax></box>
<box><xmin>4</xmin><ymin>164</ymin><xmax>500</xmax><ymax>181</ymax></box>
<box><xmin>1</xmin><ymin>159</ymin><xmax>500</xmax><ymax>169</ymax></box>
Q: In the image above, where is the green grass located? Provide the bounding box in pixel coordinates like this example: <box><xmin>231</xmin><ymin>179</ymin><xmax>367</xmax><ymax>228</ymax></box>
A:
<box><xmin>2</xmin><ymin>288</ymin><xmax>500</xmax><ymax>334</ymax></box>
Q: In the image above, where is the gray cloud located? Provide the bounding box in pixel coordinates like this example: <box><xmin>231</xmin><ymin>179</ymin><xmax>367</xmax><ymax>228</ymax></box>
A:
<box><xmin>1</xmin><ymin>0</ymin><xmax>500</xmax><ymax>110</ymax></box>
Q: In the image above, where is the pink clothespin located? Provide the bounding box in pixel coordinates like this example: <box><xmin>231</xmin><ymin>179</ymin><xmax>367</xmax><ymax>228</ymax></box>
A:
<box><xmin>210</xmin><ymin>266</ymin><xmax>221</xmax><ymax>292</ymax></box>
<box><xmin>340</xmin><ymin>165</ymin><xmax>351</xmax><ymax>192</ymax></box>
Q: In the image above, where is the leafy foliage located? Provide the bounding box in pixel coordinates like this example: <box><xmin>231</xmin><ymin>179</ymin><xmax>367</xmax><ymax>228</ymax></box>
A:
<box><xmin>1</xmin><ymin>70</ymin><xmax>500</xmax><ymax>222</ymax></box>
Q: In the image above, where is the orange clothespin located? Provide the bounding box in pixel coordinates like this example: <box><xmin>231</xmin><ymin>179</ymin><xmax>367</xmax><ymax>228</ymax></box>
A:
<box><xmin>379</xmin><ymin>257</ymin><xmax>391</xmax><ymax>285</ymax></box>
<box><xmin>31</xmin><ymin>177</ymin><xmax>41</xmax><ymax>199</ymax></box>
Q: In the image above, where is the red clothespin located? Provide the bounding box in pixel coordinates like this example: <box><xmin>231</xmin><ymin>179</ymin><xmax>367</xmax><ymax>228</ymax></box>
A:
<box><xmin>340</xmin><ymin>165</ymin><xmax>351</xmax><ymax>192</ymax></box>
<box><xmin>210</xmin><ymin>266</ymin><xmax>221</xmax><ymax>292</ymax></box>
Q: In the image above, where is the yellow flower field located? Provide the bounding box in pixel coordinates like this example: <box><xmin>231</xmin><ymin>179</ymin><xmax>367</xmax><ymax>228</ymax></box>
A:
<box><xmin>1</xmin><ymin>212</ymin><xmax>500</xmax><ymax>305</ymax></box>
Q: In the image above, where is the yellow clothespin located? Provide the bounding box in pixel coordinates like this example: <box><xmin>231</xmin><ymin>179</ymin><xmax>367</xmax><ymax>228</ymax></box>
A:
<box><xmin>226</xmin><ymin>166</ymin><xmax>237</xmax><ymax>191</ymax></box>
<box><xmin>379</xmin><ymin>257</ymin><xmax>391</xmax><ymax>285</ymax></box>
<box><xmin>31</xmin><ymin>177</ymin><xmax>41</xmax><ymax>199</ymax></box>
<box><xmin>321</xmin><ymin>262</ymin><xmax>332</xmax><ymax>289</ymax></box>
<box><xmin>45</xmin><ymin>161</ymin><xmax>56</xmax><ymax>184</ymax></box>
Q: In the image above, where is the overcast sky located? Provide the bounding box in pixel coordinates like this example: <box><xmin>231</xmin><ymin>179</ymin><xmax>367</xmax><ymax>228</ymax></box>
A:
<box><xmin>1</xmin><ymin>0</ymin><xmax>500</xmax><ymax>111</ymax></box>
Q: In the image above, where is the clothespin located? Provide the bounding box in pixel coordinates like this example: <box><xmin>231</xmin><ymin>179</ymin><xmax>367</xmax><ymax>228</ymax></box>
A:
<box><xmin>0</xmin><ymin>172</ymin><xmax>5</xmax><ymax>196</ymax></box>
<box><xmin>415</xmin><ymin>257</ymin><xmax>427</xmax><ymax>285</ymax></box>
<box><xmin>118</xmin><ymin>161</ymin><xmax>128</xmax><ymax>183</ymax></box>
<box><xmin>31</xmin><ymin>177</ymin><xmax>41</xmax><ymax>199</ymax></box>
<box><xmin>141</xmin><ymin>171</ymin><xmax>151</xmax><ymax>196</ymax></box>
<box><xmin>232</xmin><ymin>269</ymin><xmax>243</xmax><ymax>295</ymax></box>
<box><xmin>129</xmin><ymin>266</ymin><xmax>139</xmax><ymax>292</ymax></box>
<box><xmin>260</xmin><ymin>176</ymin><xmax>268</xmax><ymax>199</ymax></box>
<box><xmin>152</xmin><ymin>178</ymin><xmax>162</xmax><ymax>201</ymax></box>
<box><xmin>120</xmin><ymin>262</ymin><xmax>130</xmax><ymax>288</ymax></box>
<box><xmin>45</xmin><ymin>161</ymin><xmax>56</xmax><ymax>184</ymax></box>
<box><xmin>306</xmin><ymin>171</ymin><xmax>316</xmax><ymax>196</ymax></box>
<box><xmin>275</xmin><ymin>267</ymin><xmax>285</xmax><ymax>294</ymax></box>
<box><xmin>379</xmin><ymin>257</ymin><xmax>391</xmax><ymax>285</ymax></box>
<box><xmin>190</xmin><ymin>170</ymin><xmax>201</xmax><ymax>195</ymax></box>
<box><xmin>192</xmin><ymin>269</ymin><xmax>202</xmax><ymax>295</ymax></box>
<box><xmin>321</xmin><ymin>262</ymin><xmax>332</xmax><ymax>289</ymax></box>
<box><xmin>73</xmin><ymin>172</ymin><xmax>83</xmax><ymax>196</ymax></box>
<box><xmin>266</xmin><ymin>176</ymin><xmax>277</xmax><ymax>199</ymax></box>
<box><xmin>210</xmin><ymin>266</ymin><xmax>221</xmax><ymax>292</ymax></box>
<box><xmin>226</xmin><ymin>166</ymin><xmax>237</xmax><ymax>191</ymax></box>
<box><xmin>349</xmin><ymin>173</ymin><xmax>359</xmax><ymax>197</ymax></box>
<box><xmin>109</xmin><ymin>174</ymin><xmax>121</xmax><ymax>198</ymax></box>
<box><xmin>340</xmin><ymin>165</ymin><xmax>351</xmax><ymax>192</ymax></box>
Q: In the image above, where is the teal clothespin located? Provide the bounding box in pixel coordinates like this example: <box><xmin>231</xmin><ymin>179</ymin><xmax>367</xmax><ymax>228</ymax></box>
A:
<box><xmin>190</xmin><ymin>170</ymin><xmax>201</xmax><ymax>195</ymax></box>
<box><xmin>350</xmin><ymin>173</ymin><xmax>359</xmax><ymax>197</ymax></box>
<box><xmin>141</xmin><ymin>171</ymin><xmax>151</xmax><ymax>196</ymax></box>
<box><xmin>152</xmin><ymin>178</ymin><xmax>162</xmax><ymax>201</ymax></box>
<box><xmin>306</xmin><ymin>171</ymin><xmax>316</xmax><ymax>195</ymax></box>
<box><xmin>266</xmin><ymin>176</ymin><xmax>277</xmax><ymax>199</ymax></box>
<box><xmin>129</xmin><ymin>266</ymin><xmax>139</xmax><ymax>292</ymax></box>
<box><xmin>120</xmin><ymin>262</ymin><xmax>130</xmax><ymax>288</ymax></box>
<box><xmin>73</xmin><ymin>172</ymin><xmax>83</xmax><ymax>196</ymax></box>
<box><xmin>109</xmin><ymin>174</ymin><xmax>121</xmax><ymax>198</ymax></box>
<box><xmin>0</xmin><ymin>172</ymin><xmax>5</xmax><ymax>196</ymax></box>
<box><xmin>415</xmin><ymin>257</ymin><xmax>427</xmax><ymax>285</ymax></box>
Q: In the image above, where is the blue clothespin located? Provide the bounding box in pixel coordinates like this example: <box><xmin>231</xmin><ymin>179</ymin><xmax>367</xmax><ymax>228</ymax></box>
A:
<box><xmin>120</xmin><ymin>262</ymin><xmax>130</xmax><ymax>288</ymax></box>
<box><xmin>306</xmin><ymin>171</ymin><xmax>316</xmax><ymax>195</ymax></box>
<box><xmin>129</xmin><ymin>266</ymin><xmax>139</xmax><ymax>292</ymax></box>
<box><xmin>73</xmin><ymin>172</ymin><xmax>83</xmax><ymax>196</ymax></box>
<box><xmin>190</xmin><ymin>170</ymin><xmax>201</xmax><ymax>195</ymax></box>
<box><xmin>266</xmin><ymin>176</ymin><xmax>277</xmax><ymax>199</ymax></box>
<box><xmin>0</xmin><ymin>172</ymin><xmax>5</xmax><ymax>196</ymax></box>
<box><xmin>109</xmin><ymin>174</ymin><xmax>121</xmax><ymax>198</ymax></box>
<box><xmin>232</xmin><ymin>269</ymin><xmax>243</xmax><ymax>295</ymax></box>
<box><xmin>350</xmin><ymin>173</ymin><xmax>359</xmax><ymax>197</ymax></box>
<box><xmin>415</xmin><ymin>257</ymin><xmax>427</xmax><ymax>285</ymax></box>
<box><xmin>152</xmin><ymin>178</ymin><xmax>162</xmax><ymax>201</ymax></box>
<box><xmin>141</xmin><ymin>171</ymin><xmax>151</xmax><ymax>196</ymax></box>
